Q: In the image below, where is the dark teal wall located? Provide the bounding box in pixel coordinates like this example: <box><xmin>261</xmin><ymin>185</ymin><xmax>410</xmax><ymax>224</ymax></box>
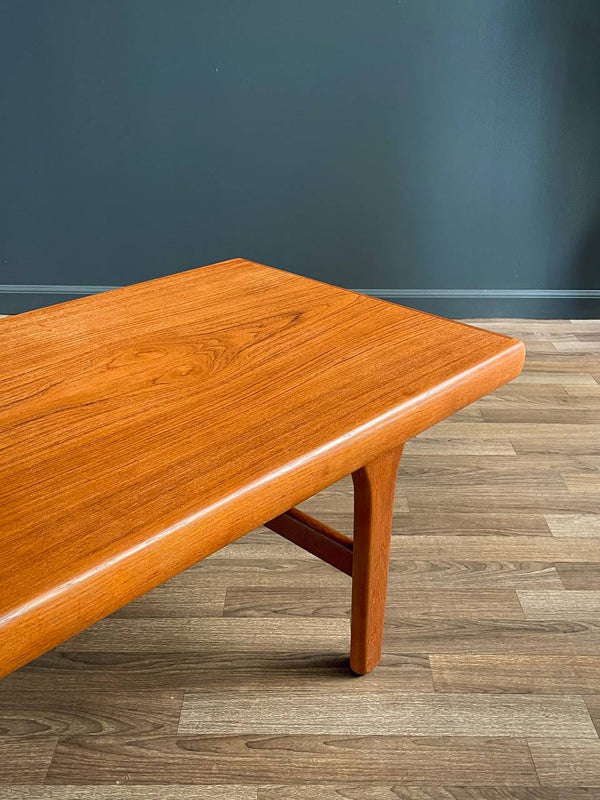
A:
<box><xmin>1</xmin><ymin>0</ymin><xmax>600</xmax><ymax>316</ymax></box>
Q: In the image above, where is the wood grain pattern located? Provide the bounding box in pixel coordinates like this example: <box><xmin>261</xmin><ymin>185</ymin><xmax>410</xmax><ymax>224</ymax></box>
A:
<box><xmin>223</xmin><ymin>588</ymin><xmax>525</xmax><ymax>620</ymax></box>
<box><xmin>555</xmin><ymin>563</ymin><xmax>600</xmax><ymax>590</ymax></box>
<box><xmin>0</xmin><ymin>739</ymin><xmax>58</xmax><ymax>784</ymax></box>
<box><xmin>258</xmin><ymin>788</ymin><xmax>600</xmax><ymax>799</ymax></box>
<box><xmin>201</xmin><ymin>530</ymin><xmax>322</xmax><ymax>558</ymax></box>
<box><xmin>0</xmin><ymin>259</ymin><xmax>523</xmax><ymax>676</ymax></box>
<box><xmin>257</xmin><ymin>788</ymin><xmax>600</xmax><ymax>800</ymax></box>
<box><xmin>0</xmin><ymin>691</ymin><xmax>182</xmax><ymax>738</ymax></box>
<box><xmin>299</xmin><ymin>475</ymin><xmax>409</xmax><ymax>513</ymax></box>
<box><xmin>186</xmin><ymin>557</ymin><xmax>353</xmax><ymax>588</ymax></box>
<box><xmin>0</xmin><ymin>652</ymin><xmax>433</xmax><ymax>693</ymax></box>
<box><xmin>566</xmin><ymin>386</ymin><xmax>600</xmax><ymax>400</ymax></box>
<box><xmin>109</xmin><ymin>586</ymin><xmax>226</xmax><ymax>618</ymax></box>
<box><xmin>544</xmin><ymin>514</ymin><xmax>600</xmax><ymax>537</ymax></box>
<box><xmin>406</xmin><ymin>489</ymin><xmax>600</xmax><ymax>514</ymax></box>
<box><xmin>0</xmin><ymin>319</ymin><xmax>598</xmax><ymax>795</ymax></box>
<box><xmin>60</xmin><ymin>618</ymin><xmax>350</xmax><ymax>653</ymax></box>
<box><xmin>171</xmin><ymin>556</ymin><xmax>565</xmax><ymax>589</ymax></box>
<box><xmin>554</xmin><ymin>341</ymin><xmax>600</xmax><ymax>353</ymax></box>
<box><xmin>177</xmin><ymin>691</ymin><xmax>597</xmax><ymax>737</ymax></box>
<box><xmin>513</xmin><ymin>438</ymin><xmax>600</xmax><ymax>456</ymax></box>
<box><xmin>561</xmin><ymin>469</ymin><xmax>600</xmax><ymax>493</ymax></box>
<box><xmin>389</xmin><ymin>511</ymin><xmax>552</xmax><ymax>537</ymax></box>
<box><xmin>44</xmin><ymin>735</ymin><xmax>539</xmax><ymax>785</ymax></box>
<box><xmin>264</xmin><ymin>507</ymin><xmax>353</xmax><ymax>576</ymax></box>
<box><xmin>431</xmin><ymin>655</ymin><xmax>600</xmax><ymax>694</ymax></box>
<box><xmin>397</xmin><ymin>455</ymin><xmax>568</xmax><ymax>490</ymax></box>
<box><xmin>518</xmin><ymin>591</ymin><xmax>600</xmax><ymax>620</ymax></box>
<box><xmin>513</xmin><ymin>370</ymin><xmax>598</xmax><ymax>384</ymax></box>
<box><xmin>584</xmin><ymin>696</ymin><xmax>600</xmax><ymax>735</ymax></box>
<box><xmin>480</xmin><ymin>408</ymin><xmax>600</xmax><ymax>424</ymax></box>
<box><xmin>0</xmin><ymin>790</ymin><xmax>257</xmax><ymax>800</ymax></box>
<box><xmin>383</xmin><ymin>561</ymin><xmax>564</xmax><ymax>589</ymax></box>
<box><xmin>241</xmin><ymin>511</ymin><xmax>552</xmax><ymax>540</ymax></box>
<box><xmin>516</xmin><ymin>354</ymin><xmax>600</xmax><ymax>374</ymax></box>
<box><xmin>350</xmin><ymin>446</ymin><xmax>404</xmax><ymax>673</ymax></box>
<box><xmin>185</xmin><ymin>552</ymin><xmax>564</xmax><ymax>590</ymax></box>
<box><xmin>528</xmin><ymin>739</ymin><xmax>600</xmax><ymax>787</ymax></box>
<box><xmin>416</xmin><ymin>423</ymin><xmax>600</xmax><ymax>440</ymax></box>
<box><xmin>384</xmin><ymin>619</ymin><xmax>600</xmax><ymax>655</ymax></box>
<box><xmin>403</xmin><ymin>436</ymin><xmax>518</xmax><ymax>454</ymax></box>
<box><xmin>386</xmin><ymin>536</ymin><xmax>600</xmax><ymax>562</ymax></box>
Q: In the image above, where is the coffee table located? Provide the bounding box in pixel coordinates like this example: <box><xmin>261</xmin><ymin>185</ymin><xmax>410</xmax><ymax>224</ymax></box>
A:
<box><xmin>0</xmin><ymin>259</ymin><xmax>525</xmax><ymax>677</ymax></box>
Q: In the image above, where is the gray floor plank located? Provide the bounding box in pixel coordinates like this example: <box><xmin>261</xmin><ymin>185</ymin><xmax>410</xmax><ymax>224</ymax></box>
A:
<box><xmin>178</xmin><ymin>691</ymin><xmax>597</xmax><ymax>737</ymax></box>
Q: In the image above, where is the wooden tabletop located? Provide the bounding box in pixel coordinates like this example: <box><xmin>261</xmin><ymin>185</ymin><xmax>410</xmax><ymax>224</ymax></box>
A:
<box><xmin>0</xmin><ymin>258</ymin><xmax>524</xmax><ymax>675</ymax></box>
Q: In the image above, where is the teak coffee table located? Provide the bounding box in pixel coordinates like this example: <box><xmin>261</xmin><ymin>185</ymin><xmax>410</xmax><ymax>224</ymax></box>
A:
<box><xmin>0</xmin><ymin>259</ymin><xmax>525</xmax><ymax>678</ymax></box>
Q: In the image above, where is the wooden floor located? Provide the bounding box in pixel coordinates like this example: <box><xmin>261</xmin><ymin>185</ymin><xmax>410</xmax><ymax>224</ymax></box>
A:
<box><xmin>1</xmin><ymin>319</ymin><xmax>599</xmax><ymax>798</ymax></box>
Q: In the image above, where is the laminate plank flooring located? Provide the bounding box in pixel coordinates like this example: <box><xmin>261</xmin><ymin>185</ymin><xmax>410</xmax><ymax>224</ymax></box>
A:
<box><xmin>0</xmin><ymin>651</ymin><xmax>434</xmax><ymax>693</ymax></box>
<box><xmin>223</xmin><ymin>588</ymin><xmax>525</xmax><ymax>620</ymax></box>
<box><xmin>585</xmin><ymin>696</ymin><xmax>600</xmax><ymax>734</ymax></box>
<box><xmin>257</xmin><ymin>788</ymin><xmax>600</xmax><ymax>799</ymax></box>
<box><xmin>0</xmin><ymin>739</ymin><xmax>58</xmax><ymax>784</ymax></box>
<box><xmin>2</xmin><ymin>320</ymin><xmax>599</xmax><ymax>796</ymax></box>
<box><xmin>430</xmin><ymin>655</ymin><xmax>600</xmax><ymax>694</ymax></box>
<box><xmin>0</xmin><ymin>790</ymin><xmax>257</xmax><ymax>800</ymax></box>
<box><xmin>556</xmin><ymin>563</ymin><xmax>600</xmax><ymax>590</ymax></box>
<box><xmin>390</xmin><ymin>511</ymin><xmax>552</xmax><ymax>537</ymax></box>
<box><xmin>518</xmin><ymin>591</ymin><xmax>600</xmax><ymax>620</ymax></box>
<box><xmin>544</xmin><ymin>514</ymin><xmax>600</xmax><ymax>537</ymax></box>
<box><xmin>528</xmin><ymin>739</ymin><xmax>600</xmax><ymax>787</ymax></box>
<box><xmin>45</xmin><ymin>735</ymin><xmax>539</xmax><ymax>786</ymax></box>
<box><xmin>0</xmin><ymin>691</ymin><xmax>182</xmax><ymax>738</ymax></box>
<box><xmin>178</xmin><ymin>691</ymin><xmax>596</xmax><ymax>737</ymax></box>
<box><xmin>61</xmin><ymin>618</ymin><xmax>351</xmax><ymax>653</ymax></box>
<box><xmin>110</xmin><ymin>587</ymin><xmax>227</xmax><ymax>618</ymax></box>
<box><xmin>386</xmin><ymin>536</ymin><xmax>600</xmax><ymax>562</ymax></box>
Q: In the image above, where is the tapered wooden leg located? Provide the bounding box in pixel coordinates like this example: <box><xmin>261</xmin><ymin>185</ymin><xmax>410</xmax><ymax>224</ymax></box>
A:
<box><xmin>350</xmin><ymin>445</ymin><xmax>404</xmax><ymax>675</ymax></box>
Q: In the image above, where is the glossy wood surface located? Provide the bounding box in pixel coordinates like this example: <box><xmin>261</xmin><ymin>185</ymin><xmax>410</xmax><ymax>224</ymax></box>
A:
<box><xmin>0</xmin><ymin>260</ymin><xmax>524</xmax><ymax>676</ymax></box>
<box><xmin>0</xmin><ymin>319</ymin><xmax>597</xmax><ymax>796</ymax></box>
<box><xmin>264</xmin><ymin>507</ymin><xmax>353</xmax><ymax>577</ymax></box>
<box><xmin>350</xmin><ymin>445</ymin><xmax>404</xmax><ymax>674</ymax></box>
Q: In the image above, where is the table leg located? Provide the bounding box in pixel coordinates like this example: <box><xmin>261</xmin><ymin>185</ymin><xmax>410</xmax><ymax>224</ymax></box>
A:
<box><xmin>350</xmin><ymin>444</ymin><xmax>404</xmax><ymax>674</ymax></box>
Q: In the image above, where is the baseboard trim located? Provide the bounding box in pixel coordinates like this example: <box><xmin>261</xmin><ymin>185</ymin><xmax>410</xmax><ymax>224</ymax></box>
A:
<box><xmin>0</xmin><ymin>285</ymin><xmax>599</xmax><ymax>298</ymax></box>
<box><xmin>1</xmin><ymin>285</ymin><xmax>599</xmax><ymax>318</ymax></box>
<box><xmin>358</xmin><ymin>289</ymin><xmax>600</xmax><ymax>299</ymax></box>
<box><xmin>0</xmin><ymin>285</ymin><xmax>120</xmax><ymax>295</ymax></box>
